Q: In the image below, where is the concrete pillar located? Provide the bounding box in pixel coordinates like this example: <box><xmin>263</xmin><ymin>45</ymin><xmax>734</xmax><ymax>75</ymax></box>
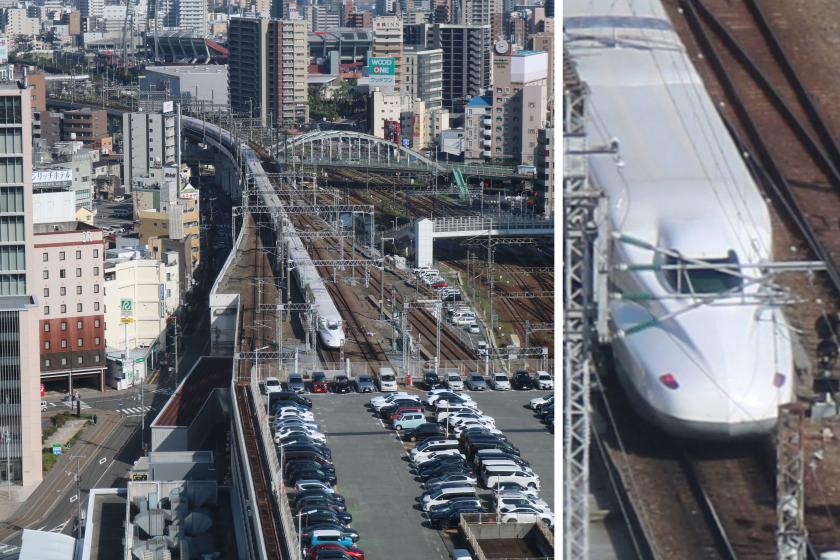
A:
<box><xmin>415</xmin><ymin>218</ymin><xmax>434</xmax><ymax>268</ymax></box>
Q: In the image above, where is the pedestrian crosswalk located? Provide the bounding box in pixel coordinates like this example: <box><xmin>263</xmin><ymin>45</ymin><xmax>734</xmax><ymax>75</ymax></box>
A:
<box><xmin>118</xmin><ymin>406</ymin><xmax>155</xmax><ymax>417</ymax></box>
<box><xmin>43</xmin><ymin>400</ymin><xmax>91</xmax><ymax>409</ymax></box>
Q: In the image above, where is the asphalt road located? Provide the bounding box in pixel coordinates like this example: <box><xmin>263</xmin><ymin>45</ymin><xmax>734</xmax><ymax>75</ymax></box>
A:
<box><xmin>310</xmin><ymin>393</ymin><xmax>451</xmax><ymax>560</ymax></box>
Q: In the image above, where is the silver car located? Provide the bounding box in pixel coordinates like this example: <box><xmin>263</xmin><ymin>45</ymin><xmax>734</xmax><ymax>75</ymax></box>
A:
<box><xmin>465</xmin><ymin>373</ymin><xmax>487</xmax><ymax>391</ymax></box>
<box><xmin>355</xmin><ymin>375</ymin><xmax>375</xmax><ymax>393</ymax></box>
<box><xmin>287</xmin><ymin>373</ymin><xmax>306</xmax><ymax>394</ymax></box>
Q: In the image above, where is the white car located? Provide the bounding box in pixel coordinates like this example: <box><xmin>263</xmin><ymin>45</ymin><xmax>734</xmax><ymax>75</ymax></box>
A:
<box><xmin>495</xmin><ymin>494</ymin><xmax>552</xmax><ymax>514</ymax></box>
<box><xmin>534</xmin><ymin>371</ymin><xmax>553</xmax><ymax>390</ymax></box>
<box><xmin>275</xmin><ymin>409</ymin><xmax>315</xmax><ymax>420</ymax></box>
<box><xmin>468</xmin><ymin>323</ymin><xmax>480</xmax><ymax>334</ymax></box>
<box><xmin>490</xmin><ymin>373</ymin><xmax>511</xmax><ymax>391</ymax></box>
<box><xmin>434</xmin><ymin>401</ymin><xmax>479</xmax><ymax>415</ymax></box>
<box><xmin>274</xmin><ymin>427</ymin><xmax>326</xmax><ymax>443</ymax></box>
<box><xmin>439</xmin><ymin>410</ymin><xmax>493</xmax><ymax>424</ymax></box>
<box><xmin>409</xmin><ymin>439</ymin><xmax>460</xmax><ymax>458</ymax></box>
<box><xmin>372</xmin><ymin>394</ymin><xmax>421</xmax><ymax>412</ymax></box>
<box><xmin>426</xmin><ymin>392</ymin><xmax>475</xmax><ymax>407</ymax></box>
<box><xmin>411</xmin><ymin>448</ymin><xmax>464</xmax><ymax>466</ymax></box>
<box><xmin>295</xmin><ymin>480</ymin><xmax>336</xmax><ymax>494</ymax></box>
<box><xmin>499</xmin><ymin>507</ymin><xmax>554</xmax><ymax>528</ymax></box>
<box><xmin>492</xmin><ymin>482</ymin><xmax>541</xmax><ymax>499</ymax></box>
<box><xmin>530</xmin><ymin>394</ymin><xmax>554</xmax><ymax>411</ymax></box>
<box><xmin>445</xmin><ymin>373</ymin><xmax>464</xmax><ymax>391</ymax></box>
<box><xmin>273</xmin><ymin>419</ymin><xmax>320</xmax><ymax>432</ymax></box>
<box><xmin>264</xmin><ymin>377</ymin><xmax>283</xmax><ymax>394</ymax></box>
<box><xmin>370</xmin><ymin>392</ymin><xmax>412</xmax><ymax>407</ymax></box>
<box><xmin>483</xmin><ymin>468</ymin><xmax>540</xmax><ymax>490</ymax></box>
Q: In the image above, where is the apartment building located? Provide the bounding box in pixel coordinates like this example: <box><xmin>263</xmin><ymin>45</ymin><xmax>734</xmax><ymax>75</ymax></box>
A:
<box><xmin>420</xmin><ymin>23</ymin><xmax>491</xmax><ymax>111</ymax></box>
<box><xmin>535</xmin><ymin>127</ymin><xmax>552</xmax><ymax>216</ymax></box>
<box><xmin>228</xmin><ymin>16</ymin><xmax>309</xmax><ymax>126</ymax></box>
<box><xmin>402</xmin><ymin>46</ymin><xmax>443</xmax><ymax>110</ymax></box>
<box><xmin>34</xmin><ymin>222</ymin><xmax>106</xmax><ymax>390</ymax></box>
<box><xmin>122</xmin><ymin>108</ymin><xmax>177</xmax><ymax>191</ymax></box>
<box><xmin>0</xmin><ymin>84</ymin><xmax>42</xmax><ymax>487</ymax></box>
<box><xmin>463</xmin><ymin>94</ymin><xmax>491</xmax><ymax>161</ymax></box>
<box><xmin>2</xmin><ymin>8</ymin><xmax>39</xmax><ymax>36</ymax></box>
<box><xmin>151</xmin><ymin>0</ymin><xmax>208</xmax><ymax>37</ymax></box>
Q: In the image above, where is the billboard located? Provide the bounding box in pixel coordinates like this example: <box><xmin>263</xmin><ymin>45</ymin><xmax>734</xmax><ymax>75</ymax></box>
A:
<box><xmin>0</xmin><ymin>38</ymin><xmax>8</xmax><ymax>64</ymax></box>
<box><xmin>369</xmin><ymin>57</ymin><xmax>395</xmax><ymax>92</ymax></box>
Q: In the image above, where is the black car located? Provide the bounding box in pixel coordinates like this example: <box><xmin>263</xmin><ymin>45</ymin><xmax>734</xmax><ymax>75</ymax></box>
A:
<box><xmin>279</xmin><ymin>443</ymin><xmax>332</xmax><ymax>459</ymax></box>
<box><xmin>378</xmin><ymin>400</ymin><xmax>423</xmax><ymax>418</ymax></box>
<box><xmin>413</xmin><ymin>454</ymin><xmax>466</xmax><ymax>473</ymax></box>
<box><xmin>511</xmin><ymin>371</ymin><xmax>534</xmax><ymax>390</ymax></box>
<box><xmin>417</xmin><ymin>461</ymin><xmax>472</xmax><ymax>479</ymax></box>
<box><xmin>270</xmin><ymin>391</ymin><xmax>312</xmax><ymax>408</ymax></box>
<box><xmin>281</xmin><ymin>450</ymin><xmax>333</xmax><ymax>466</ymax></box>
<box><xmin>304</xmin><ymin>510</ymin><xmax>353</xmax><ymax>527</ymax></box>
<box><xmin>294</xmin><ymin>491</ymin><xmax>345</xmax><ymax>510</ymax></box>
<box><xmin>297</xmin><ymin>501</ymin><xmax>352</xmax><ymax>524</ymax></box>
<box><xmin>301</xmin><ymin>523</ymin><xmax>359</xmax><ymax>543</ymax></box>
<box><xmin>332</xmin><ymin>375</ymin><xmax>353</xmax><ymax>394</ymax></box>
<box><xmin>287</xmin><ymin>468</ymin><xmax>334</xmax><ymax>486</ymax></box>
<box><xmin>403</xmin><ymin>423</ymin><xmax>446</xmax><ymax>443</ymax></box>
<box><xmin>424</xmin><ymin>372</ymin><xmax>443</xmax><ymax>390</ymax></box>
<box><xmin>429</xmin><ymin>504</ymin><xmax>484</xmax><ymax>529</ymax></box>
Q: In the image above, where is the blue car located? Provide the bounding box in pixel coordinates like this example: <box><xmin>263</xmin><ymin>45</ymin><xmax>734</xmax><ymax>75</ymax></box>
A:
<box><xmin>310</xmin><ymin>529</ymin><xmax>355</xmax><ymax>548</ymax></box>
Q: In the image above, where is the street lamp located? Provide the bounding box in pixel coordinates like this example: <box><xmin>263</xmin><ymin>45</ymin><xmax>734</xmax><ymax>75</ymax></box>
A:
<box><xmin>380</xmin><ymin>237</ymin><xmax>394</xmax><ymax>320</ymax></box>
<box><xmin>255</xmin><ymin>345</ymin><xmax>269</xmax><ymax>380</ymax></box>
<box><xmin>297</xmin><ymin>509</ymin><xmax>318</xmax><ymax>553</ymax></box>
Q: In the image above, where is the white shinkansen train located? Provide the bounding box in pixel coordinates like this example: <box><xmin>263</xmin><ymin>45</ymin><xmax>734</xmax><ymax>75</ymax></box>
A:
<box><xmin>566</xmin><ymin>0</ymin><xmax>794</xmax><ymax>438</ymax></box>
<box><xmin>183</xmin><ymin>116</ymin><xmax>346</xmax><ymax>349</ymax></box>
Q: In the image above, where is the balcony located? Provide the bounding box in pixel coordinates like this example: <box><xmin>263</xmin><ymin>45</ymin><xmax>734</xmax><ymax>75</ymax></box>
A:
<box><xmin>482</xmin><ymin>139</ymin><xmax>491</xmax><ymax>148</ymax></box>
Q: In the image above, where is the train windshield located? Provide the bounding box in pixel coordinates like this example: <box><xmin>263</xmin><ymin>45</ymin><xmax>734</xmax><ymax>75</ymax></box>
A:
<box><xmin>665</xmin><ymin>252</ymin><xmax>742</xmax><ymax>294</ymax></box>
<box><xmin>326</xmin><ymin>320</ymin><xmax>340</xmax><ymax>330</ymax></box>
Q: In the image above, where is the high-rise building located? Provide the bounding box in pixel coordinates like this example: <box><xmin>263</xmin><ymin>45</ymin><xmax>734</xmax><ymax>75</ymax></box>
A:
<box><xmin>375</xmin><ymin>0</ymin><xmax>394</xmax><ymax>15</ymax></box>
<box><xmin>151</xmin><ymin>0</ymin><xmax>208</xmax><ymax>37</ymax></box>
<box><xmin>372</xmin><ymin>16</ymin><xmax>403</xmax><ymax>92</ymax></box>
<box><xmin>402</xmin><ymin>45</ymin><xmax>443</xmax><ymax>110</ymax></box>
<box><xmin>535</xmin><ymin>127</ymin><xmax>552</xmax><ymax>216</ymax></box>
<box><xmin>0</xmin><ymin>84</ymin><xmax>42</xmax><ymax>487</ymax></box>
<box><xmin>79</xmin><ymin>0</ymin><xmax>104</xmax><ymax>18</ymax></box>
<box><xmin>425</xmin><ymin>23</ymin><xmax>490</xmax><ymax>111</ymax></box>
<box><xmin>122</xmin><ymin>108</ymin><xmax>177</xmax><ymax>191</ymax></box>
<box><xmin>462</xmin><ymin>0</ymin><xmax>490</xmax><ymax>26</ymax></box>
<box><xmin>228</xmin><ymin>16</ymin><xmax>309</xmax><ymax>126</ymax></box>
<box><xmin>530</xmin><ymin>31</ymin><xmax>553</xmax><ymax>101</ymax></box>
<box><xmin>34</xmin><ymin>222</ymin><xmax>107</xmax><ymax>390</ymax></box>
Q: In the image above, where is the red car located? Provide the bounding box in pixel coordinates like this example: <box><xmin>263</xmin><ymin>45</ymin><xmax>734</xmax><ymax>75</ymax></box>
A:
<box><xmin>312</xmin><ymin>372</ymin><xmax>329</xmax><ymax>393</ymax></box>
<box><xmin>308</xmin><ymin>544</ymin><xmax>365</xmax><ymax>560</ymax></box>
<box><xmin>387</xmin><ymin>406</ymin><xmax>423</xmax><ymax>423</ymax></box>
<box><xmin>431</xmin><ymin>280</ymin><xmax>448</xmax><ymax>288</ymax></box>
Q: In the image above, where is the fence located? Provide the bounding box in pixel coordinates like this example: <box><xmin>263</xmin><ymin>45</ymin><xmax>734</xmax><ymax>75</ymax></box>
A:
<box><xmin>248</xmin><ymin>378</ymin><xmax>303</xmax><ymax>560</ymax></box>
<box><xmin>459</xmin><ymin>513</ymin><xmax>554</xmax><ymax>560</ymax></box>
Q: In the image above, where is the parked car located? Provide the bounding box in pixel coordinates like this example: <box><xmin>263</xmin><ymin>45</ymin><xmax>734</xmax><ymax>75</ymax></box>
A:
<box><xmin>530</xmin><ymin>394</ymin><xmax>554</xmax><ymax>411</ymax></box>
<box><xmin>534</xmin><ymin>370</ymin><xmax>553</xmax><ymax>390</ymax></box>
<box><xmin>355</xmin><ymin>375</ymin><xmax>375</xmax><ymax>393</ymax></box>
<box><xmin>332</xmin><ymin>375</ymin><xmax>352</xmax><ymax>394</ymax></box>
<box><xmin>269</xmin><ymin>392</ymin><xmax>312</xmax><ymax>410</ymax></box>
<box><xmin>468</xmin><ymin>323</ymin><xmax>480</xmax><ymax>334</ymax></box>
<box><xmin>444</xmin><ymin>372</ymin><xmax>464</xmax><ymax>391</ymax></box>
<box><xmin>427</xmin><ymin>501</ymin><xmax>484</xmax><ymax>529</ymax></box>
<box><xmin>465</xmin><ymin>373</ymin><xmax>487</xmax><ymax>391</ymax></box>
<box><xmin>295</xmin><ymin>480</ymin><xmax>336</xmax><ymax>494</ymax></box>
<box><xmin>287</xmin><ymin>373</ymin><xmax>306</xmax><ymax>393</ymax></box>
<box><xmin>403</xmin><ymin>423</ymin><xmax>446</xmax><ymax>443</ymax></box>
<box><xmin>392</xmin><ymin>411</ymin><xmax>425</xmax><ymax>430</ymax></box>
<box><xmin>264</xmin><ymin>377</ymin><xmax>283</xmax><ymax>394</ymax></box>
<box><xmin>424</xmin><ymin>372</ymin><xmax>443</xmax><ymax>390</ymax></box>
<box><xmin>476</xmin><ymin>340</ymin><xmax>488</xmax><ymax>356</ymax></box>
<box><xmin>499</xmin><ymin>507</ymin><xmax>554</xmax><ymax>528</ymax></box>
<box><xmin>307</xmin><ymin>544</ymin><xmax>365</xmax><ymax>560</ymax></box>
<box><xmin>489</xmin><ymin>373</ymin><xmax>511</xmax><ymax>391</ymax></box>
<box><xmin>310</xmin><ymin>530</ymin><xmax>355</xmax><ymax>549</ymax></box>
<box><xmin>424</xmin><ymin>472</ymin><xmax>478</xmax><ymax>490</ymax></box>
<box><xmin>511</xmin><ymin>371</ymin><xmax>534</xmax><ymax>390</ymax></box>
<box><xmin>312</xmin><ymin>372</ymin><xmax>329</xmax><ymax>393</ymax></box>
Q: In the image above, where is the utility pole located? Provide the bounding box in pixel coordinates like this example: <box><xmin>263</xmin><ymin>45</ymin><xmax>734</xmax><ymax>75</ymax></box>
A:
<box><xmin>69</xmin><ymin>454</ymin><xmax>84</xmax><ymax>540</ymax></box>
<box><xmin>777</xmin><ymin>403</ymin><xmax>807</xmax><ymax>559</ymax></box>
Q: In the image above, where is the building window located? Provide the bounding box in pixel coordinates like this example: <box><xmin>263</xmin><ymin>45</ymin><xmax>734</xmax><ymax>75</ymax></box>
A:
<box><xmin>93</xmin><ymin>249</ymin><xmax>99</xmax><ymax>258</ymax></box>
<box><xmin>44</xmin><ymin>359</ymin><xmax>51</xmax><ymax>367</ymax></box>
<box><xmin>60</xmin><ymin>321</ymin><xmax>66</xmax><ymax>331</ymax></box>
<box><xmin>42</xmin><ymin>253</ymin><xmax>47</xmax><ymax>262</ymax></box>
<box><xmin>60</xmin><ymin>357</ymin><xmax>67</xmax><ymax>366</ymax></box>
<box><xmin>94</xmin><ymin>354</ymin><xmax>100</xmax><ymax>363</ymax></box>
<box><xmin>60</xmin><ymin>304</ymin><xmax>66</xmax><ymax>313</ymax></box>
<box><xmin>76</xmin><ymin>268</ymin><xmax>81</xmax><ymax>277</ymax></box>
<box><xmin>76</xmin><ymin>320</ymin><xmax>82</xmax><ymax>329</ymax></box>
<box><xmin>94</xmin><ymin>302</ymin><xmax>99</xmax><ymax>311</ymax></box>
<box><xmin>94</xmin><ymin>319</ymin><xmax>100</xmax><ymax>328</ymax></box>
<box><xmin>77</xmin><ymin>303</ymin><xmax>82</xmax><ymax>312</ymax></box>
<box><xmin>43</xmin><ymin>288</ymin><xmax>48</xmax><ymax>297</ymax></box>
<box><xmin>59</xmin><ymin>269</ymin><xmax>65</xmax><ymax>278</ymax></box>
<box><xmin>93</xmin><ymin>284</ymin><xmax>99</xmax><ymax>293</ymax></box>
<box><xmin>77</xmin><ymin>338</ymin><xmax>83</xmax><ymax>347</ymax></box>
<box><xmin>94</xmin><ymin>337</ymin><xmax>100</xmax><ymax>345</ymax></box>
<box><xmin>59</xmin><ymin>251</ymin><xmax>65</xmax><ymax>261</ymax></box>
<box><xmin>60</xmin><ymin>339</ymin><xmax>67</xmax><ymax>348</ymax></box>
<box><xmin>93</xmin><ymin>267</ymin><xmax>99</xmax><ymax>276</ymax></box>
<box><xmin>77</xmin><ymin>356</ymin><xmax>83</xmax><ymax>365</ymax></box>
<box><xmin>60</xmin><ymin>287</ymin><xmax>66</xmax><ymax>296</ymax></box>
<box><xmin>76</xmin><ymin>286</ymin><xmax>82</xmax><ymax>295</ymax></box>
<box><xmin>42</xmin><ymin>270</ymin><xmax>48</xmax><ymax>279</ymax></box>
<box><xmin>44</xmin><ymin>323</ymin><xmax>49</xmax><ymax>332</ymax></box>
<box><xmin>44</xmin><ymin>341</ymin><xmax>49</xmax><ymax>350</ymax></box>
<box><xmin>75</xmin><ymin>250</ymin><xmax>81</xmax><ymax>259</ymax></box>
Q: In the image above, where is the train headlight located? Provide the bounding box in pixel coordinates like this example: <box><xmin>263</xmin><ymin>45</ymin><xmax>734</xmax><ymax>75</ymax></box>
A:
<box><xmin>658</xmin><ymin>373</ymin><xmax>679</xmax><ymax>390</ymax></box>
<box><xmin>773</xmin><ymin>372</ymin><xmax>786</xmax><ymax>388</ymax></box>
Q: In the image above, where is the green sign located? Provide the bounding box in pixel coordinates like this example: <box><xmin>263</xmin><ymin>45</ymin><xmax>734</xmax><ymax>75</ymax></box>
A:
<box><xmin>120</xmin><ymin>299</ymin><xmax>133</xmax><ymax>311</ymax></box>
<box><xmin>135</xmin><ymin>357</ymin><xmax>145</xmax><ymax>363</ymax></box>
<box><xmin>52</xmin><ymin>443</ymin><xmax>62</xmax><ymax>455</ymax></box>
<box><xmin>369</xmin><ymin>57</ymin><xmax>396</xmax><ymax>76</ymax></box>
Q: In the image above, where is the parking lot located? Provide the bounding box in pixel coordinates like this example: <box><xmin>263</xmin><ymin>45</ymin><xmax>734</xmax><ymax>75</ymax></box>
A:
<box><xmin>465</xmin><ymin>390</ymin><xmax>554</xmax><ymax>508</ymax></box>
<box><xmin>93</xmin><ymin>199</ymin><xmax>134</xmax><ymax>231</ymax></box>
<box><xmin>311</xmin><ymin>393</ymin><xmax>450</xmax><ymax>560</ymax></box>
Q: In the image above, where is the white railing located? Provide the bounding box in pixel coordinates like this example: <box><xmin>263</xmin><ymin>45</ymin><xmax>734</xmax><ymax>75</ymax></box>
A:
<box><xmin>432</xmin><ymin>216</ymin><xmax>554</xmax><ymax>234</ymax></box>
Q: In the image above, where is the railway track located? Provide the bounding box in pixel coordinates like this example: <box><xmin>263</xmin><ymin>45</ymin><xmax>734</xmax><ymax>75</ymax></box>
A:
<box><xmin>671</xmin><ymin>0</ymin><xmax>840</xmax><ymax>550</ymax></box>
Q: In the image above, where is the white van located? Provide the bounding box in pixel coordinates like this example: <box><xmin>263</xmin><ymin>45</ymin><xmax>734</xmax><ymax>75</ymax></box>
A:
<box><xmin>482</xmin><ymin>465</ymin><xmax>540</xmax><ymax>490</ymax></box>
<box><xmin>421</xmin><ymin>486</ymin><xmax>477</xmax><ymax>511</ymax></box>
<box><xmin>377</xmin><ymin>367</ymin><xmax>398</xmax><ymax>392</ymax></box>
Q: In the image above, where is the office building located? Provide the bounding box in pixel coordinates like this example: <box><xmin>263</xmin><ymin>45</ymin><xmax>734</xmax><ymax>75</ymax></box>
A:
<box><xmin>0</xmin><ymin>84</ymin><xmax>41</xmax><ymax>488</ymax></box>
<box><xmin>228</xmin><ymin>17</ymin><xmax>308</xmax><ymax>126</ymax></box>
<box><xmin>530</xmin><ymin>31</ymin><xmax>553</xmax><ymax>101</ymax></box>
<box><xmin>122</xmin><ymin>108</ymin><xmax>177</xmax><ymax>190</ymax></box>
<box><xmin>79</xmin><ymin>0</ymin><xmax>104</xmax><ymax>18</ymax></box>
<box><xmin>464</xmin><ymin>93</ymin><xmax>491</xmax><ymax>161</ymax></box>
<box><xmin>402</xmin><ymin>45</ymin><xmax>443</xmax><ymax>110</ymax></box>
<box><xmin>1</xmin><ymin>8</ymin><xmax>39</xmax><ymax>36</ymax></box>
<box><xmin>34</xmin><ymin>222</ymin><xmax>106</xmax><ymax>390</ymax></box>
<box><xmin>462</xmin><ymin>0</ymin><xmax>490</xmax><ymax>26</ymax></box>
<box><xmin>345</xmin><ymin>10</ymin><xmax>371</xmax><ymax>28</ymax></box>
<box><xmin>151</xmin><ymin>0</ymin><xmax>208</xmax><ymax>37</ymax></box>
<box><xmin>372</xmin><ymin>16</ymin><xmax>403</xmax><ymax>92</ymax></box>
<box><xmin>55</xmin><ymin>108</ymin><xmax>108</xmax><ymax>146</ymax></box>
<box><xmin>368</xmin><ymin>88</ymin><xmax>402</xmax><ymax>139</ymax></box>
